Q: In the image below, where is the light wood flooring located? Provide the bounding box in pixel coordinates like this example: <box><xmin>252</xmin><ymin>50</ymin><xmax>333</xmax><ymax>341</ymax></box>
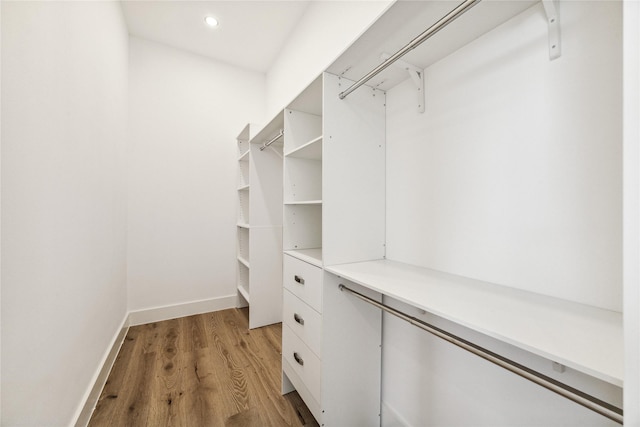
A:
<box><xmin>88</xmin><ymin>308</ymin><xmax>319</xmax><ymax>427</ymax></box>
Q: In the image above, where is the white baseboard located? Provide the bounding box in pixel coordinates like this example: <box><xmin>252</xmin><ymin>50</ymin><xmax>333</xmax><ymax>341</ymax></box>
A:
<box><xmin>381</xmin><ymin>400</ymin><xmax>413</xmax><ymax>427</ymax></box>
<box><xmin>127</xmin><ymin>294</ymin><xmax>238</xmax><ymax>326</ymax></box>
<box><xmin>73</xmin><ymin>314</ymin><xmax>130</xmax><ymax>427</ymax></box>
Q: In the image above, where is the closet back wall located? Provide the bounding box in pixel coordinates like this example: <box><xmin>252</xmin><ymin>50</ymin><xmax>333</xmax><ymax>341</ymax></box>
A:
<box><xmin>386</xmin><ymin>1</ymin><xmax>622</xmax><ymax>311</ymax></box>
<box><xmin>127</xmin><ymin>37</ymin><xmax>265</xmax><ymax>317</ymax></box>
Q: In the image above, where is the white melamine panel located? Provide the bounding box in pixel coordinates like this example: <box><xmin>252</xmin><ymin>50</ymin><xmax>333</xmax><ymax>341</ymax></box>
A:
<box><xmin>381</xmin><ymin>309</ymin><xmax>619</xmax><ymax>427</ymax></box>
<box><xmin>237</xmin><ymin>156</ymin><xmax>249</xmax><ymax>188</ymax></box>
<box><xmin>321</xmin><ymin>273</ymin><xmax>382</xmax><ymax>425</ymax></box>
<box><xmin>248</xmin><ymin>226</ymin><xmax>283</xmax><ymax>328</ymax></box>
<box><xmin>283</xmin><ymin>204</ymin><xmax>322</xmax><ymax>251</ymax></box>
<box><xmin>284</xmin><ymin>109</ymin><xmax>322</xmax><ymax>152</ymax></box>
<box><xmin>283</xmin><ymin>290</ymin><xmax>323</xmax><ymax>358</ymax></box>
<box><xmin>237</xmin><ymin>189</ymin><xmax>250</xmax><ymax>224</ymax></box>
<box><xmin>250</xmin><ymin>140</ymin><xmax>283</xmax><ymax>227</ymax></box>
<box><xmin>2</xmin><ymin>3</ymin><xmax>128</xmax><ymax>424</ymax></box>
<box><xmin>326</xmin><ymin>1</ymin><xmax>536</xmax><ymax>92</ymax></box>
<box><xmin>285</xmin><ymin>136</ymin><xmax>322</xmax><ymax>160</ymax></box>
<box><xmin>284</xmin><ymin>158</ymin><xmax>322</xmax><ymax>202</ymax></box>
<box><xmin>323</xmin><ymin>72</ymin><xmax>386</xmax><ymax>266</ymax></box>
<box><xmin>237</xmin><ymin>261</ymin><xmax>250</xmax><ymax>299</ymax></box>
<box><xmin>237</xmin><ymin>226</ymin><xmax>249</xmax><ymax>260</ymax></box>
<box><xmin>283</xmin><ymin>255</ymin><xmax>323</xmax><ymax>313</ymax></box>
<box><xmin>282</xmin><ymin>324</ymin><xmax>322</xmax><ymax>404</ymax></box>
<box><xmin>326</xmin><ymin>259</ymin><xmax>623</xmax><ymax>386</ymax></box>
<box><xmin>385</xmin><ymin>1</ymin><xmax>622</xmax><ymax>312</ymax></box>
<box><xmin>283</xmin><ymin>248</ymin><xmax>323</xmax><ymax>268</ymax></box>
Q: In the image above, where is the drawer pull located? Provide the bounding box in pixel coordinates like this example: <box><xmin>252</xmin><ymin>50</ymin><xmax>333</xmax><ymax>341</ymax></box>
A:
<box><xmin>293</xmin><ymin>352</ymin><xmax>304</xmax><ymax>366</ymax></box>
<box><xmin>294</xmin><ymin>275</ymin><xmax>305</xmax><ymax>285</ymax></box>
<box><xmin>293</xmin><ymin>313</ymin><xmax>305</xmax><ymax>325</ymax></box>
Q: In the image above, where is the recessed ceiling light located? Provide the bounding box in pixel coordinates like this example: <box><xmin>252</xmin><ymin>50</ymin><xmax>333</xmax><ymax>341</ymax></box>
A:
<box><xmin>205</xmin><ymin>16</ymin><xmax>219</xmax><ymax>28</ymax></box>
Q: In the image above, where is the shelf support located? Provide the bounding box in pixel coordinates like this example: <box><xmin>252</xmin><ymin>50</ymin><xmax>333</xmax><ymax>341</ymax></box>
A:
<box><xmin>381</xmin><ymin>53</ymin><xmax>425</xmax><ymax>113</ymax></box>
<box><xmin>542</xmin><ymin>0</ymin><xmax>561</xmax><ymax>60</ymax></box>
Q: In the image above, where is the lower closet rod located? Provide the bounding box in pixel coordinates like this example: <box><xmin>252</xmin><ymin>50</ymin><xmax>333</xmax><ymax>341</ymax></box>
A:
<box><xmin>338</xmin><ymin>284</ymin><xmax>623</xmax><ymax>424</ymax></box>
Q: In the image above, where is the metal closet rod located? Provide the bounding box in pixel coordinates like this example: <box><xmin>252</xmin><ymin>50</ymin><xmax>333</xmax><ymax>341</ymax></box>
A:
<box><xmin>259</xmin><ymin>130</ymin><xmax>284</xmax><ymax>151</ymax></box>
<box><xmin>338</xmin><ymin>284</ymin><xmax>624</xmax><ymax>424</ymax></box>
<box><xmin>338</xmin><ymin>0</ymin><xmax>482</xmax><ymax>100</ymax></box>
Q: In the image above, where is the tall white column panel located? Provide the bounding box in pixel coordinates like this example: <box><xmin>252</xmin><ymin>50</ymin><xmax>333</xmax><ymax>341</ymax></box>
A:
<box><xmin>323</xmin><ymin>72</ymin><xmax>386</xmax><ymax>266</ymax></box>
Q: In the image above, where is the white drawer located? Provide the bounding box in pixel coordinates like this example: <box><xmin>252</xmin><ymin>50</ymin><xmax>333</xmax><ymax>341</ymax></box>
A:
<box><xmin>283</xmin><ymin>289</ymin><xmax>322</xmax><ymax>358</ymax></box>
<box><xmin>282</xmin><ymin>323</ymin><xmax>322</xmax><ymax>404</ymax></box>
<box><xmin>283</xmin><ymin>254</ymin><xmax>322</xmax><ymax>313</ymax></box>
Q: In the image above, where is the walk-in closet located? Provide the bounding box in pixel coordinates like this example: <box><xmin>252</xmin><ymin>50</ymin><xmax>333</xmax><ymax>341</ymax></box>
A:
<box><xmin>2</xmin><ymin>0</ymin><xmax>638</xmax><ymax>426</ymax></box>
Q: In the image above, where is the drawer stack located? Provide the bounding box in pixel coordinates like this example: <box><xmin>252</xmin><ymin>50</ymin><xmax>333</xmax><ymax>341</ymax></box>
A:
<box><xmin>281</xmin><ymin>254</ymin><xmax>323</xmax><ymax>420</ymax></box>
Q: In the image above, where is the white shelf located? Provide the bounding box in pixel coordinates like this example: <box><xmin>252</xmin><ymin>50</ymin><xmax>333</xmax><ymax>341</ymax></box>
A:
<box><xmin>238</xmin><ymin>150</ymin><xmax>250</xmax><ymax>162</ymax></box>
<box><xmin>285</xmin><ymin>135</ymin><xmax>322</xmax><ymax>159</ymax></box>
<box><xmin>237</xmin><ymin>184</ymin><xmax>250</xmax><ymax>191</ymax></box>
<box><xmin>284</xmin><ymin>200</ymin><xmax>322</xmax><ymax>205</ymax></box>
<box><xmin>284</xmin><ymin>248</ymin><xmax>323</xmax><ymax>268</ymax></box>
<box><xmin>238</xmin><ymin>284</ymin><xmax>250</xmax><ymax>304</ymax></box>
<box><xmin>325</xmin><ymin>259</ymin><xmax>623</xmax><ymax>387</ymax></box>
<box><xmin>250</xmin><ymin>110</ymin><xmax>285</xmax><ymax>147</ymax></box>
<box><xmin>237</xmin><ymin>256</ymin><xmax>250</xmax><ymax>269</ymax></box>
<box><xmin>237</xmin><ymin>222</ymin><xmax>250</xmax><ymax>229</ymax></box>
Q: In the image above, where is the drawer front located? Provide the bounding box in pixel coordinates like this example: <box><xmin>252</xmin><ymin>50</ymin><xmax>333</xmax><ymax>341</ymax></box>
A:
<box><xmin>283</xmin><ymin>290</ymin><xmax>322</xmax><ymax>358</ymax></box>
<box><xmin>283</xmin><ymin>254</ymin><xmax>323</xmax><ymax>313</ymax></box>
<box><xmin>282</xmin><ymin>324</ymin><xmax>322</xmax><ymax>404</ymax></box>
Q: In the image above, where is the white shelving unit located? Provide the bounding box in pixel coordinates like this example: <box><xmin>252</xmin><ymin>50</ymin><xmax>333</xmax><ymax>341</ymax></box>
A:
<box><xmin>280</xmin><ymin>73</ymin><xmax>386</xmax><ymax>425</ymax></box>
<box><xmin>274</xmin><ymin>0</ymin><xmax>629</xmax><ymax>425</ymax></box>
<box><xmin>234</xmin><ymin>121</ymin><xmax>283</xmax><ymax>329</ymax></box>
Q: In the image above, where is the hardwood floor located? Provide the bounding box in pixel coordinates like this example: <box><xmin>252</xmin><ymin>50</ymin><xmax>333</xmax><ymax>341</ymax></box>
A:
<box><xmin>88</xmin><ymin>308</ymin><xmax>319</xmax><ymax>427</ymax></box>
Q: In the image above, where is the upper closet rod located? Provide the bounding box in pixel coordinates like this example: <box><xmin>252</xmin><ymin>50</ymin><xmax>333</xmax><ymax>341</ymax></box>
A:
<box><xmin>259</xmin><ymin>130</ymin><xmax>284</xmax><ymax>151</ymax></box>
<box><xmin>338</xmin><ymin>284</ymin><xmax>624</xmax><ymax>424</ymax></box>
<box><xmin>338</xmin><ymin>0</ymin><xmax>481</xmax><ymax>100</ymax></box>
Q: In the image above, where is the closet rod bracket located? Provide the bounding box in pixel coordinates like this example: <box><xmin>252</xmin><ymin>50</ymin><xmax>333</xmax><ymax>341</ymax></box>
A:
<box><xmin>542</xmin><ymin>0</ymin><xmax>561</xmax><ymax>60</ymax></box>
<box><xmin>381</xmin><ymin>53</ymin><xmax>425</xmax><ymax>113</ymax></box>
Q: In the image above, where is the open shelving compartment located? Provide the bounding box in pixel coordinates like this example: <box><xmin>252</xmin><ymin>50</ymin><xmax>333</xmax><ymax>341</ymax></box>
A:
<box><xmin>283</xmin><ymin>75</ymin><xmax>324</xmax><ymax>267</ymax></box>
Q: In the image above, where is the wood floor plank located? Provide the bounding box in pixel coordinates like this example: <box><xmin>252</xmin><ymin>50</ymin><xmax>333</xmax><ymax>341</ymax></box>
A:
<box><xmin>89</xmin><ymin>309</ymin><xmax>319</xmax><ymax>427</ymax></box>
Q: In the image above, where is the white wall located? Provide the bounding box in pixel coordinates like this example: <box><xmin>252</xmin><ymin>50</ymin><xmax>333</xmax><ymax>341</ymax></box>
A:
<box><xmin>266</xmin><ymin>0</ymin><xmax>392</xmax><ymax>117</ymax></box>
<box><xmin>1</xmin><ymin>2</ymin><xmax>129</xmax><ymax>425</ymax></box>
<box><xmin>383</xmin><ymin>1</ymin><xmax>622</xmax><ymax>425</ymax></box>
<box><xmin>623</xmin><ymin>0</ymin><xmax>640</xmax><ymax>424</ymax></box>
<box><xmin>127</xmin><ymin>37</ymin><xmax>266</xmax><ymax>315</ymax></box>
